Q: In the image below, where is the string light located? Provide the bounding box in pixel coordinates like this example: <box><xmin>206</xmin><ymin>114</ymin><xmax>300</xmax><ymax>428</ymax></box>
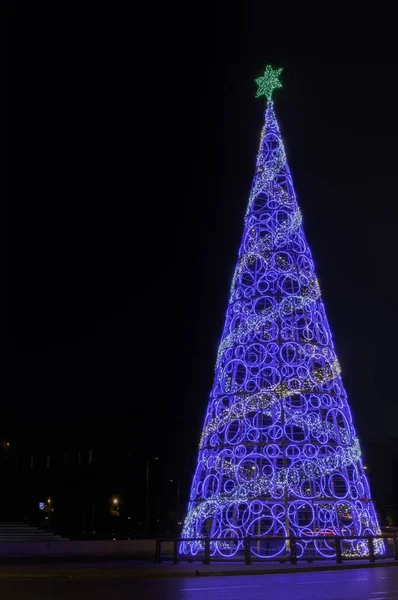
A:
<box><xmin>181</xmin><ymin>71</ymin><xmax>382</xmax><ymax>560</ymax></box>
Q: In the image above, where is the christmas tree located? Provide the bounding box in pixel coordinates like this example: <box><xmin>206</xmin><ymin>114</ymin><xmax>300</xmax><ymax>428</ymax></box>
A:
<box><xmin>181</xmin><ymin>66</ymin><xmax>382</xmax><ymax>559</ymax></box>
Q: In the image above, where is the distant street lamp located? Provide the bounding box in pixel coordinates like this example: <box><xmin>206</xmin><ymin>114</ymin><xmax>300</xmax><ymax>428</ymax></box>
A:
<box><xmin>110</xmin><ymin>497</ymin><xmax>120</xmax><ymax>517</ymax></box>
<box><xmin>146</xmin><ymin>457</ymin><xmax>159</xmax><ymax>535</ymax></box>
<box><xmin>169</xmin><ymin>479</ymin><xmax>180</xmax><ymax>526</ymax></box>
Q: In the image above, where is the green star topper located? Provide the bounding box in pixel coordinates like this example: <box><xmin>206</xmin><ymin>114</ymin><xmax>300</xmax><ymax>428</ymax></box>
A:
<box><xmin>255</xmin><ymin>65</ymin><xmax>283</xmax><ymax>100</ymax></box>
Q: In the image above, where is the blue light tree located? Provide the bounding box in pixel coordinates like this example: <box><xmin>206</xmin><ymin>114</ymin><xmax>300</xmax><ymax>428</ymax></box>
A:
<box><xmin>181</xmin><ymin>67</ymin><xmax>382</xmax><ymax>559</ymax></box>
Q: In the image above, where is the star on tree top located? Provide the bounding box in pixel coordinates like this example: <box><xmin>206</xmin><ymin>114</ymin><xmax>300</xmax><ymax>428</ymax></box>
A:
<box><xmin>255</xmin><ymin>65</ymin><xmax>283</xmax><ymax>100</ymax></box>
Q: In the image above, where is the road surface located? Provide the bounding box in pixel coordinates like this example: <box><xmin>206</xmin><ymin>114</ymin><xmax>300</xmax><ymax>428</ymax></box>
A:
<box><xmin>0</xmin><ymin>566</ymin><xmax>396</xmax><ymax>599</ymax></box>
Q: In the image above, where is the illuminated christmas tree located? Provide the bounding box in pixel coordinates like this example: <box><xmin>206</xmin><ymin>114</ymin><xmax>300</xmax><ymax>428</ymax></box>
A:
<box><xmin>181</xmin><ymin>66</ymin><xmax>382</xmax><ymax>559</ymax></box>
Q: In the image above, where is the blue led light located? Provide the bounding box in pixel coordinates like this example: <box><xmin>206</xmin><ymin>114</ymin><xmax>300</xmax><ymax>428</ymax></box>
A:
<box><xmin>181</xmin><ymin>96</ymin><xmax>382</xmax><ymax>560</ymax></box>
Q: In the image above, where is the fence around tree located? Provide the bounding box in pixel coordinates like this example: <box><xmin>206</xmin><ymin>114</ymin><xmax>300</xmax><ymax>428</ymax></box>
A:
<box><xmin>156</xmin><ymin>534</ymin><xmax>398</xmax><ymax>565</ymax></box>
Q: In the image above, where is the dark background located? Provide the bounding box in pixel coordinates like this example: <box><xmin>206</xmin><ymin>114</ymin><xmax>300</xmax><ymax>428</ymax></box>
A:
<box><xmin>6</xmin><ymin>5</ymin><xmax>398</xmax><ymax>530</ymax></box>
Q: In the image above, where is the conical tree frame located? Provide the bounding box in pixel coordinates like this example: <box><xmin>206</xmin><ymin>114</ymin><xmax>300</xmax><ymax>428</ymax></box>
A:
<box><xmin>181</xmin><ymin>96</ymin><xmax>382</xmax><ymax>560</ymax></box>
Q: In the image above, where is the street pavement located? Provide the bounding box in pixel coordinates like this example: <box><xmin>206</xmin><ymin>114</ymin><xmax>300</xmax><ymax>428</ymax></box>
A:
<box><xmin>0</xmin><ymin>557</ymin><xmax>395</xmax><ymax>577</ymax></box>
<box><xmin>0</xmin><ymin>565</ymin><xmax>396</xmax><ymax>599</ymax></box>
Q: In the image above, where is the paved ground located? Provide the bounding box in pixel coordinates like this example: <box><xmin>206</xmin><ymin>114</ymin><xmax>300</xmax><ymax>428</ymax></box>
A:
<box><xmin>0</xmin><ymin>557</ymin><xmax>396</xmax><ymax>578</ymax></box>
<box><xmin>0</xmin><ymin>565</ymin><xmax>396</xmax><ymax>599</ymax></box>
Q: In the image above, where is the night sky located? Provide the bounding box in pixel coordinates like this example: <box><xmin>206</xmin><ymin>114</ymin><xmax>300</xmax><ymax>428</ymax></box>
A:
<box><xmin>7</xmin><ymin>6</ymin><xmax>398</xmax><ymax>511</ymax></box>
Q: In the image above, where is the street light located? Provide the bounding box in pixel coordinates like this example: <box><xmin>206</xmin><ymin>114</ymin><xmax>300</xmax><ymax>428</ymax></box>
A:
<box><xmin>146</xmin><ymin>457</ymin><xmax>159</xmax><ymax>535</ymax></box>
<box><xmin>169</xmin><ymin>479</ymin><xmax>180</xmax><ymax>526</ymax></box>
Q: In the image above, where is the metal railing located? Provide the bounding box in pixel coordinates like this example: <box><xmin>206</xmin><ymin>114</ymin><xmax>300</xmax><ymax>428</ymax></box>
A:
<box><xmin>155</xmin><ymin>533</ymin><xmax>398</xmax><ymax>565</ymax></box>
